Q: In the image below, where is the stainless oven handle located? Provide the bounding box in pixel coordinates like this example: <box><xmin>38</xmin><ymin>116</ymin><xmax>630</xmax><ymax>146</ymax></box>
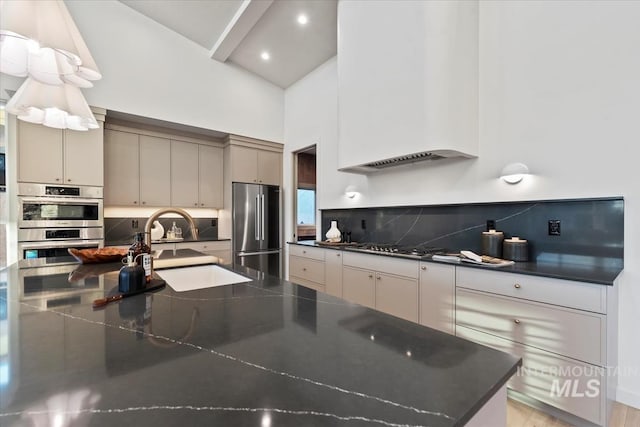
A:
<box><xmin>19</xmin><ymin>240</ymin><xmax>103</xmax><ymax>249</ymax></box>
<box><xmin>18</xmin><ymin>197</ymin><xmax>102</xmax><ymax>205</ymax></box>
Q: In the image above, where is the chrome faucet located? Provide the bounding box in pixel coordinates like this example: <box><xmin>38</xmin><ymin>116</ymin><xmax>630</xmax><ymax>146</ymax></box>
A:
<box><xmin>144</xmin><ymin>207</ymin><xmax>199</xmax><ymax>249</ymax></box>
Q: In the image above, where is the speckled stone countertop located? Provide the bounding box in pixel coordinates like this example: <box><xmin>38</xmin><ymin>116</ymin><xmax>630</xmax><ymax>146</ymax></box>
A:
<box><xmin>288</xmin><ymin>241</ymin><xmax>623</xmax><ymax>286</ymax></box>
<box><xmin>1</xmin><ymin>259</ymin><xmax>520</xmax><ymax>426</ymax></box>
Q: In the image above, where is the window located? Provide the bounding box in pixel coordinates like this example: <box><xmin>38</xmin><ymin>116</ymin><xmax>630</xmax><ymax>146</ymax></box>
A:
<box><xmin>297</xmin><ymin>189</ymin><xmax>315</xmax><ymax>225</ymax></box>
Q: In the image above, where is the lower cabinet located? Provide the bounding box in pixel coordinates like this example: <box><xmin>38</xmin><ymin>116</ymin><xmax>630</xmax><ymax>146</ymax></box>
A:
<box><xmin>342</xmin><ymin>266</ymin><xmax>376</xmax><ymax>309</ymax></box>
<box><xmin>419</xmin><ymin>262</ymin><xmax>455</xmax><ymax>334</ymax></box>
<box><xmin>342</xmin><ymin>252</ymin><xmax>419</xmax><ymax>322</ymax></box>
<box><xmin>324</xmin><ymin>250</ymin><xmax>343</xmax><ymax>297</ymax></box>
<box><xmin>455</xmin><ymin>268</ymin><xmax>617</xmax><ymax>427</ymax></box>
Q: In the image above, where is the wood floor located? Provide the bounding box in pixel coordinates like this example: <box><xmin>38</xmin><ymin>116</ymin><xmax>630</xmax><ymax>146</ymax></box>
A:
<box><xmin>507</xmin><ymin>399</ymin><xmax>640</xmax><ymax>427</ymax></box>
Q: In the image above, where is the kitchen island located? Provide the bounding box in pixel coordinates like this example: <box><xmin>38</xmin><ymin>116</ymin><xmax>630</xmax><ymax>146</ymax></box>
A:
<box><xmin>0</xmin><ymin>258</ymin><xmax>520</xmax><ymax>426</ymax></box>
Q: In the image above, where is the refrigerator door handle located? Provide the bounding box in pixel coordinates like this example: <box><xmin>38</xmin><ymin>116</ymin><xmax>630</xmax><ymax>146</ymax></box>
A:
<box><xmin>237</xmin><ymin>250</ymin><xmax>281</xmax><ymax>256</ymax></box>
<box><xmin>261</xmin><ymin>194</ymin><xmax>265</xmax><ymax>241</ymax></box>
<box><xmin>255</xmin><ymin>195</ymin><xmax>260</xmax><ymax>241</ymax></box>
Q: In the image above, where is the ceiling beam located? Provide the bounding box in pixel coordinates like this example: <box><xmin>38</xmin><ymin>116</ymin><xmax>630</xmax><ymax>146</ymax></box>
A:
<box><xmin>209</xmin><ymin>0</ymin><xmax>273</xmax><ymax>62</ymax></box>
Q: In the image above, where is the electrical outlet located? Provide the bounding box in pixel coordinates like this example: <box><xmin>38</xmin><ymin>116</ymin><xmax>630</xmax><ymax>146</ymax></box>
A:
<box><xmin>548</xmin><ymin>220</ymin><xmax>561</xmax><ymax>236</ymax></box>
<box><xmin>211</xmin><ymin>219</ymin><xmax>217</xmax><ymax>226</ymax></box>
<box><xmin>486</xmin><ymin>219</ymin><xmax>496</xmax><ymax>231</ymax></box>
<box><xmin>132</xmin><ymin>219</ymin><xmax>138</xmax><ymax>228</ymax></box>
<box><xmin>361</xmin><ymin>219</ymin><xmax>366</xmax><ymax>229</ymax></box>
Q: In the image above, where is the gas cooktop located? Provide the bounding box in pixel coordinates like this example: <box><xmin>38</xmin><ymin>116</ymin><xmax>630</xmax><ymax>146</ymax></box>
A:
<box><xmin>346</xmin><ymin>243</ymin><xmax>446</xmax><ymax>259</ymax></box>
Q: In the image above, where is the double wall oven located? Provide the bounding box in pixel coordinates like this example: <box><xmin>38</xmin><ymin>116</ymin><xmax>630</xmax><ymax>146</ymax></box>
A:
<box><xmin>17</xmin><ymin>183</ymin><xmax>104</xmax><ymax>260</ymax></box>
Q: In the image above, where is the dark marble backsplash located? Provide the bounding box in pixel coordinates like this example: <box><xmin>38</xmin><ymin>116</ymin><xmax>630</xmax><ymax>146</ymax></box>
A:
<box><xmin>322</xmin><ymin>197</ymin><xmax>624</xmax><ymax>264</ymax></box>
<box><xmin>105</xmin><ymin>217</ymin><xmax>218</xmax><ymax>244</ymax></box>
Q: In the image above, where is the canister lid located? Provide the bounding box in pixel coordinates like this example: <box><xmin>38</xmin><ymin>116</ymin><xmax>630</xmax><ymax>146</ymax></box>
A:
<box><xmin>504</xmin><ymin>236</ymin><xmax>527</xmax><ymax>243</ymax></box>
<box><xmin>482</xmin><ymin>229</ymin><xmax>504</xmax><ymax>236</ymax></box>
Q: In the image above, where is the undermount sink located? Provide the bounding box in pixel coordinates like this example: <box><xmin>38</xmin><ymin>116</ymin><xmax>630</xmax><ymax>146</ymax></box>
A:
<box><xmin>156</xmin><ymin>265</ymin><xmax>252</xmax><ymax>292</ymax></box>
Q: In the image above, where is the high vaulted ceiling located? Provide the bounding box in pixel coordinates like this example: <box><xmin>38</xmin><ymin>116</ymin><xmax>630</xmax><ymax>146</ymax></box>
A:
<box><xmin>119</xmin><ymin>0</ymin><xmax>337</xmax><ymax>88</ymax></box>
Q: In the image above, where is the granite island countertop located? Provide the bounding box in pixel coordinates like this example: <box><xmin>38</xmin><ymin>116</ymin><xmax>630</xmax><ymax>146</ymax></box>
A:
<box><xmin>1</xmin><ymin>260</ymin><xmax>520</xmax><ymax>426</ymax></box>
<box><xmin>288</xmin><ymin>241</ymin><xmax>623</xmax><ymax>285</ymax></box>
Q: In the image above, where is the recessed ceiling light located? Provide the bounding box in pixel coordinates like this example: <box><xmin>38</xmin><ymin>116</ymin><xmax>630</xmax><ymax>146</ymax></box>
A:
<box><xmin>297</xmin><ymin>14</ymin><xmax>308</xmax><ymax>25</ymax></box>
<box><xmin>260</xmin><ymin>51</ymin><xmax>270</xmax><ymax>61</ymax></box>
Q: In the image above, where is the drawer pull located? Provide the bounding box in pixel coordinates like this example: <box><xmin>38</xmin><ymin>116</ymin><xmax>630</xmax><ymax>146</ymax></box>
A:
<box><xmin>421</xmin><ymin>266</ymin><xmax>427</xmax><ymax>271</ymax></box>
<box><xmin>514</xmin><ymin>319</ymin><xmax>521</xmax><ymax>324</ymax></box>
<box><xmin>303</xmin><ymin>250</ymin><xmax>306</xmax><ymax>254</ymax></box>
<box><xmin>337</xmin><ymin>253</ymin><xmax>341</xmax><ymax>257</ymax></box>
<box><xmin>514</xmin><ymin>283</ymin><xmax>521</xmax><ymax>289</ymax></box>
<box><xmin>302</xmin><ymin>268</ymin><xmax>307</xmax><ymax>271</ymax></box>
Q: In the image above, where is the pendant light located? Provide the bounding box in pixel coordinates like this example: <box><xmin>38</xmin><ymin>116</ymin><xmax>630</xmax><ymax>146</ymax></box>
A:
<box><xmin>0</xmin><ymin>0</ymin><xmax>101</xmax><ymax>130</ymax></box>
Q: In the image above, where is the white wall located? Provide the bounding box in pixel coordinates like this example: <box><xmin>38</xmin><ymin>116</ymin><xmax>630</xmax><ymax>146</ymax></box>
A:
<box><xmin>284</xmin><ymin>1</ymin><xmax>640</xmax><ymax>409</ymax></box>
<box><xmin>61</xmin><ymin>0</ymin><xmax>284</xmax><ymax>143</ymax></box>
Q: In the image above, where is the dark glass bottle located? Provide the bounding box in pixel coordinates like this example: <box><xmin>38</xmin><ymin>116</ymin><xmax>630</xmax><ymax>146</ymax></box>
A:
<box><xmin>129</xmin><ymin>232</ymin><xmax>151</xmax><ymax>258</ymax></box>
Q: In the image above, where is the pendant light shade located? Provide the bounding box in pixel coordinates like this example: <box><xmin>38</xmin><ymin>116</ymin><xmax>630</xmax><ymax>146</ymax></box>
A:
<box><xmin>6</xmin><ymin>77</ymin><xmax>99</xmax><ymax>131</ymax></box>
<box><xmin>0</xmin><ymin>0</ymin><xmax>102</xmax><ymax>87</ymax></box>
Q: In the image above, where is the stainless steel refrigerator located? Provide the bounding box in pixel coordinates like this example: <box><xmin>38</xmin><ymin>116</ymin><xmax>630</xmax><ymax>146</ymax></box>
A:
<box><xmin>232</xmin><ymin>183</ymin><xmax>281</xmax><ymax>277</ymax></box>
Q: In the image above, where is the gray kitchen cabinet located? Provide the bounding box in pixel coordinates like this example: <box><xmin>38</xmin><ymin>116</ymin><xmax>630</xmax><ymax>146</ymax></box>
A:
<box><xmin>419</xmin><ymin>262</ymin><xmax>455</xmax><ymax>334</ymax></box>
<box><xmin>375</xmin><ymin>272</ymin><xmax>418</xmax><ymax>322</ymax></box>
<box><xmin>342</xmin><ymin>251</ymin><xmax>419</xmax><ymax>319</ymax></box>
<box><xmin>288</xmin><ymin>245</ymin><xmax>344</xmax><ymax>297</ymax></box>
<box><xmin>455</xmin><ymin>268</ymin><xmax>618</xmax><ymax>426</ymax></box>
<box><xmin>104</xmin><ymin>130</ymin><xmax>170</xmax><ymax>206</ymax></box>
<box><xmin>18</xmin><ymin>120</ymin><xmax>104</xmax><ymax>186</ymax></box>
<box><xmin>324</xmin><ymin>250</ymin><xmax>343</xmax><ymax>297</ymax></box>
<box><xmin>342</xmin><ymin>266</ymin><xmax>376</xmax><ymax>309</ymax></box>
<box><xmin>289</xmin><ymin>244</ymin><xmax>326</xmax><ymax>292</ymax></box>
<box><xmin>139</xmin><ymin>135</ymin><xmax>171</xmax><ymax>206</ymax></box>
<box><xmin>229</xmin><ymin>145</ymin><xmax>281</xmax><ymax>186</ymax></box>
<box><xmin>104</xmin><ymin>129</ymin><xmax>138</xmax><ymax>205</ymax></box>
<box><xmin>170</xmin><ymin>140</ymin><xmax>199</xmax><ymax>207</ymax></box>
<box><xmin>198</xmin><ymin>144</ymin><xmax>223</xmax><ymax>208</ymax></box>
<box><xmin>171</xmin><ymin>140</ymin><xmax>223</xmax><ymax>208</ymax></box>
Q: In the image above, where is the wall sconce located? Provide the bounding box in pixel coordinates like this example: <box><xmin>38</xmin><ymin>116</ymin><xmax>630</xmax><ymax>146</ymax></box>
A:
<box><xmin>500</xmin><ymin>163</ymin><xmax>529</xmax><ymax>184</ymax></box>
<box><xmin>345</xmin><ymin>185</ymin><xmax>358</xmax><ymax>199</ymax></box>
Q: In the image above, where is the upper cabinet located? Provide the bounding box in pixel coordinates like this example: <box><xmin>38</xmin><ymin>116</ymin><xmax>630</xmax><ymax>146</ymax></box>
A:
<box><xmin>227</xmin><ymin>137</ymin><xmax>282</xmax><ymax>186</ymax></box>
<box><xmin>18</xmin><ymin>120</ymin><xmax>104</xmax><ymax>186</ymax></box>
<box><xmin>337</xmin><ymin>1</ymin><xmax>479</xmax><ymax>173</ymax></box>
<box><xmin>171</xmin><ymin>140</ymin><xmax>223</xmax><ymax>208</ymax></box>
<box><xmin>104</xmin><ymin>130</ymin><xmax>171</xmax><ymax>207</ymax></box>
<box><xmin>104</xmin><ymin>124</ymin><xmax>224</xmax><ymax>208</ymax></box>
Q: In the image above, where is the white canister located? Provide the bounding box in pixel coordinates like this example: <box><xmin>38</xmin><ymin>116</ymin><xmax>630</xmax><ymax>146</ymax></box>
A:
<box><xmin>150</xmin><ymin>220</ymin><xmax>164</xmax><ymax>241</ymax></box>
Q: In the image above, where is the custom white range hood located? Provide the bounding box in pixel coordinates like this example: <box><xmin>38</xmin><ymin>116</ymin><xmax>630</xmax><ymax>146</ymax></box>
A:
<box><xmin>337</xmin><ymin>1</ymin><xmax>479</xmax><ymax>174</ymax></box>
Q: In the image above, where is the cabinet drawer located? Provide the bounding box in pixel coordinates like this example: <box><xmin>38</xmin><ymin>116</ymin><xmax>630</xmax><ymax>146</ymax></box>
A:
<box><xmin>342</xmin><ymin>252</ymin><xmax>418</xmax><ymax>278</ymax></box>
<box><xmin>456</xmin><ymin>289</ymin><xmax>605</xmax><ymax>365</ymax></box>
<box><xmin>456</xmin><ymin>325</ymin><xmax>605</xmax><ymax>426</ymax></box>
<box><xmin>289</xmin><ymin>244</ymin><xmax>325</xmax><ymax>261</ymax></box>
<box><xmin>456</xmin><ymin>268</ymin><xmax>606</xmax><ymax>314</ymax></box>
<box><xmin>289</xmin><ymin>256</ymin><xmax>325</xmax><ymax>284</ymax></box>
<box><xmin>180</xmin><ymin>241</ymin><xmax>230</xmax><ymax>253</ymax></box>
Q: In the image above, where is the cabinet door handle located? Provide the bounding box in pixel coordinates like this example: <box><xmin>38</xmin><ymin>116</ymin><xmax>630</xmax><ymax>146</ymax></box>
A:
<box><xmin>421</xmin><ymin>266</ymin><xmax>427</xmax><ymax>271</ymax></box>
<box><xmin>194</xmin><ymin>203</ymin><xmax>198</xmax><ymax>206</ymax></box>
<box><xmin>376</xmin><ymin>275</ymin><xmax>381</xmax><ymax>280</ymax></box>
<box><xmin>200</xmin><ymin>203</ymin><xmax>204</xmax><ymax>207</ymax></box>
<box><xmin>142</xmin><ymin>201</ymin><xmax>146</xmax><ymax>205</ymax></box>
<box><xmin>368</xmin><ymin>274</ymin><xmax>373</xmax><ymax>279</ymax></box>
<box><xmin>133</xmin><ymin>201</ymin><xmax>138</xmax><ymax>204</ymax></box>
<box><xmin>302</xmin><ymin>268</ymin><xmax>307</xmax><ymax>271</ymax></box>
<box><xmin>337</xmin><ymin>253</ymin><xmax>340</xmax><ymax>257</ymax></box>
<box><xmin>514</xmin><ymin>283</ymin><xmax>521</xmax><ymax>289</ymax></box>
<box><xmin>302</xmin><ymin>250</ymin><xmax>306</xmax><ymax>254</ymax></box>
<box><xmin>55</xmin><ymin>178</ymin><xmax>60</xmax><ymax>181</ymax></box>
<box><xmin>514</xmin><ymin>319</ymin><xmax>521</xmax><ymax>324</ymax></box>
<box><xmin>67</xmin><ymin>179</ymin><xmax>71</xmax><ymax>182</ymax></box>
